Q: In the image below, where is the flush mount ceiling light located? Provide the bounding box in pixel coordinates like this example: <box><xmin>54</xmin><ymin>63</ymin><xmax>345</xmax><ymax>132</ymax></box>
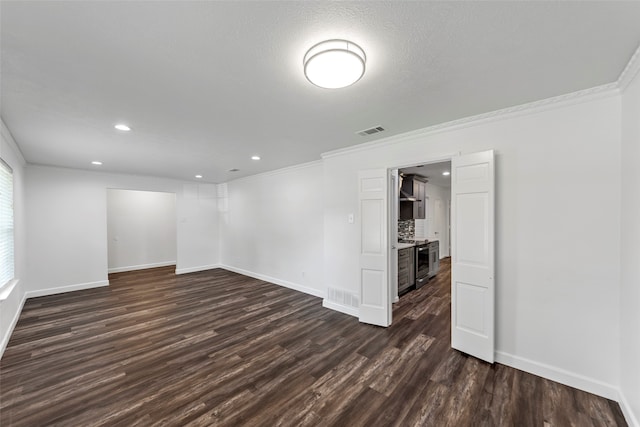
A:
<box><xmin>251</xmin><ymin>156</ymin><xmax>260</xmax><ymax>160</ymax></box>
<box><xmin>91</xmin><ymin>161</ymin><xmax>102</xmax><ymax>165</ymax></box>
<box><xmin>114</xmin><ymin>124</ymin><xmax>131</xmax><ymax>131</ymax></box>
<box><xmin>442</xmin><ymin>171</ymin><xmax>450</xmax><ymax>176</ymax></box>
<box><xmin>195</xmin><ymin>174</ymin><xmax>203</xmax><ymax>179</ymax></box>
<box><xmin>303</xmin><ymin>39</ymin><xmax>366</xmax><ymax>89</ymax></box>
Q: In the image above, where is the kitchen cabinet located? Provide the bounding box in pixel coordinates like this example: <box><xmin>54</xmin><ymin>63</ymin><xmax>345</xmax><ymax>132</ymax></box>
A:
<box><xmin>398</xmin><ymin>247</ymin><xmax>415</xmax><ymax>294</ymax></box>
<box><xmin>415</xmin><ymin>179</ymin><xmax>426</xmax><ymax>219</ymax></box>
<box><xmin>427</xmin><ymin>240</ymin><xmax>440</xmax><ymax>278</ymax></box>
<box><xmin>399</xmin><ymin>175</ymin><xmax>427</xmax><ymax>220</ymax></box>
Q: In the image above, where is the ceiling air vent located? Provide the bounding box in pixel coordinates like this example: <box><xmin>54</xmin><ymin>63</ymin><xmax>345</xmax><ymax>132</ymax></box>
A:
<box><xmin>356</xmin><ymin>126</ymin><xmax>385</xmax><ymax>137</ymax></box>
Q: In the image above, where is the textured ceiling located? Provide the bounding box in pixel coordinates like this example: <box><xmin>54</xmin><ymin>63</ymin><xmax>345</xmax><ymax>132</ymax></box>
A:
<box><xmin>2</xmin><ymin>1</ymin><xmax>640</xmax><ymax>182</ymax></box>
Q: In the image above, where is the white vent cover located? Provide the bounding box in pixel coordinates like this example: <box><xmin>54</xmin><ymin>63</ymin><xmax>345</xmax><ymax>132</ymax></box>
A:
<box><xmin>327</xmin><ymin>287</ymin><xmax>360</xmax><ymax>308</ymax></box>
<box><xmin>356</xmin><ymin>126</ymin><xmax>385</xmax><ymax>136</ymax></box>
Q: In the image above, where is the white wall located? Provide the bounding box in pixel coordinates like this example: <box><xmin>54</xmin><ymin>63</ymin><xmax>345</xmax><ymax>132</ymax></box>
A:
<box><xmin>107</xmin><ymin>189</ymin><xmax>177</xmax><ymax>273</ymax></box>
<box><xmin>0</xmin><ymin>120</ymin><xmax>27</xmax><ymax>357</ymax></box>
<box><xmin>219</xmin><ymin>161</ymin><xmax>324</xmax><ymax>297</ymax></box>
<box><xmin>323</xmin><ymin>93</ymin><xmax>622</xmax><ymax>399</ymax></box>
<box><xmin>620</xmin><ymin>68</ymin><xmax>640</xmax><ymax>425</ymax></box>
<box><xmin>25</xmin><ymin>165</ymin><xmax>219</xmax><ymax>295</ymax></box>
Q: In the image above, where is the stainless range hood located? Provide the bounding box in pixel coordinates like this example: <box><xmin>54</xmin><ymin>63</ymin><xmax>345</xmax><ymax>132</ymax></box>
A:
<box><xmin>398</xmin><ymin>173</ymin><xmax>420</xmax><ymax>202</ymax></box>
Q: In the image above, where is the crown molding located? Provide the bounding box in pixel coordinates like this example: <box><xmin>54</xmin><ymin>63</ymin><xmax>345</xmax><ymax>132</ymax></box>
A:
<box><xmin>323</xmin><ymin>41</ymin><xmax>640</xmax><ymax>160</ymax></box>
<box><xmin>224</xmin><ymin>159</ymin><xmax>323</xmax><ymax>185</ymax></box>
<box><xmin>322</xmin><ymin>83</ymin><xmax>619</xmax><ymax>159</ymax></box>
<box><xmin>617</xmin><ymin>44</ymin><xmax>640</xmax><ymax>92</ymax></box>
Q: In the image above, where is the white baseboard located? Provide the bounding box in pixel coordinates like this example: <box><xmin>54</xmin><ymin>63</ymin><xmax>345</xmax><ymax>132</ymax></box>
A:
<box><xmin>108</xmin><ymin>261</ymin><xmax>175</xmax><ymax>274</ymax></box>
<box><xmin>0</xmin><ymin>290</ymin><xmax>27</xmax><ymax>360</ymax></box>
<box><xmin>322</xmin><ymin>299</ymin><xmax>359</xmax><ymax>318</ymax></box>
<box><xmin>175</xmin><ymin>264</ymin><xmax>221</xmax><ymax>275</ymax></box>
<box><xmin>619</xmin><ymin>389</ymin><xmax>639</xmax><ymax>427</ymax></box>
<box><xmin>25</xmin><ymin>280</ymin><xmax>109</xmax><ymax>299</ymax></box>
<box><xmin>220</xmin><ymin>264</ymin><xmax>324</xmax><ymax>299</ymax></box>
<box><xmin>495</xmin><ymin>351</ymin><xmax>619</xmax><ymax>400</ymax></box>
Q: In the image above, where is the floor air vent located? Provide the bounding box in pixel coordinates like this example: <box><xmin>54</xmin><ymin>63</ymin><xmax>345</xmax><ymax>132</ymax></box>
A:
<box><xmin>327</xmin><ymin>287</ymin><xmax>360</xmax><ymax>308</ymax></box>
<box><xmin>356</xmin><ymin>126</ymin><xmax>385</xmax><ymax>136</ymax></box>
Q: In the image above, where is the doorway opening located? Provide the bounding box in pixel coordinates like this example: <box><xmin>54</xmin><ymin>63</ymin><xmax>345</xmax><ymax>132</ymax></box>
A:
<box><xmin>391</xmin><ymin>160</ymin><xmax>452</xmax><ymax>311</ymax></box>
<box><xmin>106</xmin><ymin>189</ymin><xmax>177</xmax><ymax>274</ymax></box>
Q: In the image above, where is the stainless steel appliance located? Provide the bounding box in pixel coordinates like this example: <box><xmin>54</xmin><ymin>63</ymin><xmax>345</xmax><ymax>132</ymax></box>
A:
<box><xmin>415</xmin><ymin>242</ymin><xmax>430</xmax><ymax>289</ymax></box>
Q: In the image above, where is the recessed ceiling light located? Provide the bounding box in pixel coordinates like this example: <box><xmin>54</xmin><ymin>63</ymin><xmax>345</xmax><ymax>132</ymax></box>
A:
<box><xmin>443</xmin><ymin>171</ymin><xmax>450</xmax><ymax>176</ymax></box>
<box><xmin>303</xmin><ymin>39</ymin><xmax>366</xmax><ymax>89</ymax></box>
<box><xmin>195</xmin><ymin>175</ymin><xmax>203</xmax><ymax>179</ymax></box>
<box><xmin>251</xmin><ymin>156</ymin><xmax>261</xmax><ymax>160</ymax></box>
<box><xmin>91</xmin><ymin>161</ymin><xmax>102</xmax><ymax>165</ymax></box>
<box><xmin>114</xmin><ymin>124</ymin><xmax>131</xmax><ymax>131</ymax></box>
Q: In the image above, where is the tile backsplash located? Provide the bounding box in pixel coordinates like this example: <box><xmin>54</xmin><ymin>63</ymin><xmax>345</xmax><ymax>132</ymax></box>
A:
<box><xmin>398</xmin><ymin>219</ymin><xmax>415</xmax><ymax>239</ymax></box>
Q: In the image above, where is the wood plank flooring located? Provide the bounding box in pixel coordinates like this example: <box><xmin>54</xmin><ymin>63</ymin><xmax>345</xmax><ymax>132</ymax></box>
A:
<box><xmin>0</xmin><ymin>259</ymin><xmax>627</xmax><ymax>426</ymax></box>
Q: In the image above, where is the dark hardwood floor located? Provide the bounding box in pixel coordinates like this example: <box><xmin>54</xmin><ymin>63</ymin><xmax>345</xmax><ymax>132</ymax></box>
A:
<box><xmin>0</xmin><ymin>259</ymin><xmax>627</xmax><ymax>426</ymax></box>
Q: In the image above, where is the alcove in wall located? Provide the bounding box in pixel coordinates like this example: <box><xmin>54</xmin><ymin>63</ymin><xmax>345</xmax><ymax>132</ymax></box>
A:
<box><xmin>106</xmin><ymin>189</ymin><xmax>177</xmax><ymax>273</ymax></box>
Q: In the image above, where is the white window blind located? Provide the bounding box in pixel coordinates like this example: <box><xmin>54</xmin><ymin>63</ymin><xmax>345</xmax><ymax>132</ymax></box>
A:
<box><xmin>0</xmin><ymin>158</ymin><xmax>14</xmax><ymax>288</ymax></box>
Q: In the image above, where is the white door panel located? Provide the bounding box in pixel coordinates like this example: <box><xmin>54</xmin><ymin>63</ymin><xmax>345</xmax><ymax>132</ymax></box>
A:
<box><xmin>358</xmin><ymin>169</ymin><xmax>390</xmax><ymax>327</ymax></box>
<box><xmin>451</xmin><ymin>150</ymin><xmax>495</xmax><ymax>363</ymax></box>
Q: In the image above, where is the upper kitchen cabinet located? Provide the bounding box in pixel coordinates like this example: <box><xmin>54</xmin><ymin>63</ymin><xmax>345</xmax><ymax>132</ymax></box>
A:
<box><xmin>399</xmin><ymin>174</ymin><xmax>426</xmax><ymax>220</ymax></box>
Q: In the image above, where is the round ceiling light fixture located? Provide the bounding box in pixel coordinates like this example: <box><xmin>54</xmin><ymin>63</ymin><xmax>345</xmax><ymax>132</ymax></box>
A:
<box><xmin>303</xmin><ymin>39</ymin><xmax>366</xmax><ymax>89</ymax></box>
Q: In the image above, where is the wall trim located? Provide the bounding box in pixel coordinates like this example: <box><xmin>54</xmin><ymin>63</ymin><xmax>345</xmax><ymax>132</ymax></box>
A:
<box><xmin>618</xmin><ymin>44</ymin><xmax>640</xmax><ymax>92</ymax></box>
<box><xmin>25</xmin><ymin>280</ymin><xmax>109</xmax><ymax>299</ymax></box>
<box><xmin>225</xmin><ymin>159</ymin><xmax>322</xmax><ymax>185</ymax></box>
<box><xmin>322</xmin><ymin>299</ymin><xmax>359</xmax><ymax>318</ymax></box>
<box><xmin>175</xmin><ymin>264</ymin><xmax>221</xmax><ymax>275</ymax></box>
<box><xmin>220</xmin><ymin>264</ymin><xmax>325</xmax><ymax>299</ymax></box>
<box><xmin>321</xmin><ymin>42</ymin><xmax>640</xmax><ymax>161</ymax></box>
<box><xmin>322</xmin><ymin>83</ymin><xmax>619</xmax><ymax>160</ymax></box>
<box><xmin>0</xmin><ymin>278</ymin><xmax>19</xmax><ymax>301</ymax></box>
<box><xmin>618</xmin><ymin>389</ymin><xmax>640</xmax><ymax>427</ymax></box>
<box><xmin>108</xmin><ymin>261</ymin><xmax>176</xmax><ymax>274</ymax></box>
<box><xmin>0</xmin><ymin>290</ymin><xmax>26</xmax><ymax>359</ymax></box>
<box><xmin>495</xmin><ymin>350</ymin><xmax>619</xmax><ymax>401</ymax></box>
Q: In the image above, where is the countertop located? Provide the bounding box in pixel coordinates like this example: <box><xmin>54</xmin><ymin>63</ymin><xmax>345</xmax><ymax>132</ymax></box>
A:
<box><xmin>397</xmin><ymin>242</ymin><xmax>416</xmax><ymax>250</ymax></box>
<box><xmin>397</xmin><ymin>238</ymin><xmax>439</xmax><ymax>250</ymax></box>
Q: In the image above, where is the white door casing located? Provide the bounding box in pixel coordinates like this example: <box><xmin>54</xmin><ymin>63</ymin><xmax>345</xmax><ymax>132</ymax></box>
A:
<box><xmin>358</xmin><ymin>169</ymin><xmax>391</xmax><ymax>327</ymax></box>
<box><xmin>451</xmin><ymin>150</ymin><xmax>495</xmax><ymax>363</ymax></box>
<box><xmin>434</xmin><ymin>198</ymin><xmax>444</xmax><ymax>257</ymax></box>
<box><xmin>390</xmin><ymin>170</ymin><xmax>399</xmax><ymax>304</ymax></box>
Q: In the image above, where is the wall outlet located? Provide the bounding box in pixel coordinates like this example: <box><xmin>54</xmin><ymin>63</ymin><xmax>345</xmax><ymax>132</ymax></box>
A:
<box><xmin>348</xmin><ymin>213</ymin><xmax>354</xmax><ymax>224</ymax></box>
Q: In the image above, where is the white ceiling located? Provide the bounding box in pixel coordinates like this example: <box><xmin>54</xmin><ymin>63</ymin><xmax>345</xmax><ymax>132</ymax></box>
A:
<box><xmin>2</xmin><ymin>1</ymin><xmax>639</xmax><ymax>183</ymax></box>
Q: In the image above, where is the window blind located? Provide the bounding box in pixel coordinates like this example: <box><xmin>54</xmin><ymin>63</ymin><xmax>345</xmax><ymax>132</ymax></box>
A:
<box><xmin>0</xmin><ymin>158</ymin><xmax>14</xmax><ymax>288</ymax></box>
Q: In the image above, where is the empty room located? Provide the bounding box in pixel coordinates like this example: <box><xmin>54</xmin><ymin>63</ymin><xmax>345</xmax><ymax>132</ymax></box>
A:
<box><xmin>1</xmin><ymin>1</ymin><xmax>639</xmax><ymax>426</ymax></box>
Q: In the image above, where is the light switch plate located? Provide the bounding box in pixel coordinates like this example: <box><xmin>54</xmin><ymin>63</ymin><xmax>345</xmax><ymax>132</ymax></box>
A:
<box><xmin>348</xmin><ymin>214</ymin><xmax>354</xmax><ymax>224</ymax></box>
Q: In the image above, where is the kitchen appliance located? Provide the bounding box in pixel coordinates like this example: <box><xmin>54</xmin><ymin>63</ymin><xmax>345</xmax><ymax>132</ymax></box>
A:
<box><xmin>415</xmin><ymin>242</ymin><xmax>430</xmax><ymax>289</ymax></box>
